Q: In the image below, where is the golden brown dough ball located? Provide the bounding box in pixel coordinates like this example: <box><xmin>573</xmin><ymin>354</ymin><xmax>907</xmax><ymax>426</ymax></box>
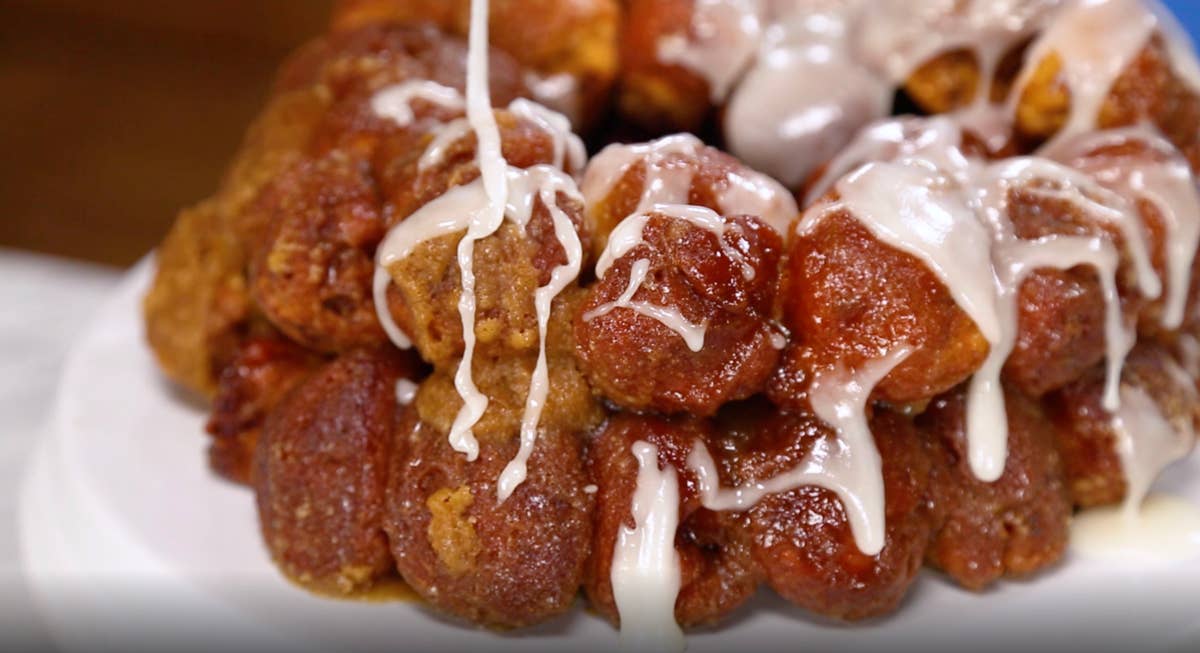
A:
<box><xmin>1002</xmin><ymin>186</ymin><xmax>1148</xmax><ymax>396</ymax></box>
<box><xmin>144</xmin><ymin>23</ymin><xmax>524</xmax><ymax>396</ymax></box>
<box><xmin>385</xmin><ymin>411</ymin><xmax>593</xmax><ymax>628</ymax></box>
<box><xmin>330</xmin><ymin>0</ymin><xmax>620</xmax><ymax>128</ymax></box>
<box><xmin>248</xmin><ymin>151</ymin><xmax>388</xmax><ymax>353</ymax></box>
<box><xmin>617</xmin><ymin>0</ymin><xmax>714</xmax><ymax>133</ymax></box>
<box><xmin>772</xmin><ymin>206</ymin><xmax>990</xmax><ymax>407</ymax></box>
<box><xmin>574</xmin><ymin>211</ymin><xmax>783</xmax><ymax>416</ymax></box>
<box><xmin>919</xmin><ymin>384</ymin><xmax>1071</xmax><ymax>590</ymax></box>
<box><xmin>584</xmin><ymin>412</ymin><xmax>761</xmax><ymax>629</ymax></box>
<box><xmin>727</xmin><ymin>407</ymin><xmax>934</xmax><ymax>621</ymax></box>
<box><xmin>1048</xmin><ymin>343</ymin><xmax>1200</xmax><ymax>508</ymax></box>
<box><xmin>582</xmin><ymin>139</ymin><xmax>797</xmax><ymax>260</ymax></box>
<box><xmin>255</xmin><ymin>348</ymin><xmax>418</xmax><ymax>595</ymax></box>
<box><xmin>207</xmin><ymin>336</ymin><xmax>322</xmax><ymax>486</ymax></box>
<box><xmin>375</xmin><ymin>109</ymin><xmax>592</xmax><ymax>367</ymax></box>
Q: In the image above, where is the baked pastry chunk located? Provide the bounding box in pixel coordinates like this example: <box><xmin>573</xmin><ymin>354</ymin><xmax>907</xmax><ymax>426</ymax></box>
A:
<box><xmin>145</xmin><ymin>0</ymin><xmax>1200</xmax><ymax>644</ymax></box>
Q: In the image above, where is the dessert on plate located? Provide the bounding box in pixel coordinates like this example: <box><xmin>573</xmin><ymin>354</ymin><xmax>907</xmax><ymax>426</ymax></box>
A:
<box><xmin>143</xmin><ymin>0</ymin><xmax>1200</xmax><ymax>646</ymax></box>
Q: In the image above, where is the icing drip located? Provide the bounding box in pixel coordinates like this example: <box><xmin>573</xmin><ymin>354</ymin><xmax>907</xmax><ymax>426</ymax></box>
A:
<box><xmin>803</xmin><ymin>126</ymin><xmax>1142</xmax><ymax>482</ymax></box>
<box><xmin>394</xmin><ymin>378</ymin><xmax>419</xmax><ymax>405</ymax></box>
<box><xmin>804</xmin><ymin>115</ymin><xmax>968</xmax><ymax>205</ymax></box>
<box><xmin>373</xmin><ymin>0</ymin><xmax>590</xmax><ymax>492</ymax></box>
<box><xmin>439</xmin><ymin>0</ymin><xmax>511</xmax><ymax>461</ymax></box>
<box><xmin>1011</xmin><ymin>0</ymin><xmax>1158</xmax><ymax>147</ymax></box>
<box><xmin>584</xmin><ymin>258</ymin><xmax>710</xmax><ymax>352</ymax></box>
<box><xmin>375</xmin><ymin>163</ymin><xmax>586</xmax><ymax>492</ymax></box>
<box><xmin>497</xmin><ymin>169</ymin><xmax>585</xmax><ymax>501</ymax></box>
<box><xmin>672</xmin><ymin>0</ymin><xmax>1061</xmax><ymax>189</ymax></box>
<box><xmin>581</xmin><ymin>134</ymin><xmax>798</xmax><ymax>236</ymax></box>
<box><xmin>689</xmin><ymin>347</ymin><xmax>911</xmax><ymax>555</ymax></box>
<box><xmin>657</xmin><ymin>0</ymin><xmax>765</xmax><ymax>102</ymax></box>
<box><xmin>723</xmin><ymin>3</ymin><xmax>892</xmax><ymax>188</ymax></box>
<box><xmin>1073</xmin><ymin>364</ymin><xmax>1200</xmax><ymax>561</ymax></box>
<box><xmin>855</xmin><ymin>0</ymin><xmax>1061</xmax><ymax>86</ymax></box>
<box><xmin>523</xmin><ymin>71</ymin><xmax>581</xmax><ymax>127</ymax></box>
<box><xmin>418</xmin><ymin>118</ymin><xmax>472</xmax><ymax>171</ymax></box>
<box><xmin>585</xmin><ymin>203</ymin><xmax>758</xmax><ymax>352</ymax></box>
<box><xmin>1047</xmin><ymin>126</ymin><xmax>1200</xmax><ymax>328</ymax></box>
<box><xmin>594</xmin><ymin>203</ymin><xmax>753</xmax><ymax>280</ymax></box>
<box><xmin>1113</xmin><ymin>366</ymin><xmax>1197</xmax><ymax>521</ymax></box>
<box><xmin>507</xmin><ymin>98</ymin><xmax>587</xmax><ymax>171</ymax></box>
<box><xmin>369</xmin><ymin>79</ymin><xmax>465</xmax><ymax>126</ymax></box>
<box><xmin>611</xmin><ymin>441</ymin><xmax>685</xmax><ymax>652</ymax></box>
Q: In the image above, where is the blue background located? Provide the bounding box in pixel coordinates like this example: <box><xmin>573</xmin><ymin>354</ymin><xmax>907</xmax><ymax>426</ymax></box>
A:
<box><xmin>1165</xmin><ymin>0</ymin><xmax>1200</xmax><ymax>38</ymax></box>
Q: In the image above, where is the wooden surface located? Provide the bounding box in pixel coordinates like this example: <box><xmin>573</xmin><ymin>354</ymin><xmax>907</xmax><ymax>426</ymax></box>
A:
<box><xmin>0</xmin><ymin>1</ymin><xmax>332</xmax><ymax>266</ymax></box>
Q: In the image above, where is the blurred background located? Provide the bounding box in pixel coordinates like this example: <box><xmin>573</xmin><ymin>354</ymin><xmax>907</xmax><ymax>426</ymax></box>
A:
<box><xmin>0</xmin><ymin>0</ymin><xmax>331</xmax><ymax>266</ymax></box>
<box><xmin>0</xmin><ymin>0</ymin><xmax>1198</xmax><ymax>268</ymax></box>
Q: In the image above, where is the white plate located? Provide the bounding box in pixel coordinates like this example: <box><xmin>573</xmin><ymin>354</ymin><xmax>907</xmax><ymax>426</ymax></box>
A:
<box><xmin>18</xmin><ymin>260</ymin><xmax>1200</xmax><ymax>652</ymax></box>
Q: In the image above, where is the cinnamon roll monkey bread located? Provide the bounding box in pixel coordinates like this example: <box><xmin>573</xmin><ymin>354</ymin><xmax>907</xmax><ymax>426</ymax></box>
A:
<box><xmin>144</xmin><ymin>0</ymin><xmax>1200</xmax><ymax>645</ymax></box>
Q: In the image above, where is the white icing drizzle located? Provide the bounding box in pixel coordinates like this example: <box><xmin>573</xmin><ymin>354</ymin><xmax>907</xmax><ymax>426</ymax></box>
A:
<box><xmin>507</xmin><ymin>98</ymin><xmax>587</xmax><ymax>172</ymax></box>
<box><xmin>584</xmin><ymin>258</ymin><xmax>710</xmax><ymax>352</ymax></box>
<box><xmin>657</xmin><ymin>0</ymin><xmax>765</xmax><ymax>102</ymax></box>
<box><xmin>689</xmin><ymin>347</ymin><xmax>912</xmax><ymax>556</ymax></box>
<box><xmin>394</xmin><ymin>378</ymin><xmax>419</xmax><ymax>405</ymax></box>
<box><xmin>594</xmin><ymin>203</ymin><xmax>753</xmax><ymax>280</ymax></box>
<box><xmin>497</xmin><ymin>168</ymin><xmax>585</xmax><ymax>501</ymax></box>
<box><xmin>584</xmin><ymin>202</ymin><xmax>761</xmax><ymax>352</ymax></box>
<box><xmin>1046</xmin><ymin>126</ymin><xmax>1200</xmax><ymax>328</ymax></box>
<box><xmin>375</xmin><ymin>163</ymin><xmax>586</xmax><ymax>489</ymax></box>
<box><xmin>1114</xmin><ymin>367</ymin><xmax>1198</xmax><ymax>520</ymax></box>
<box><xmin>611</xmin><ymin>441</ymin><xmax>685</xmax><ymax>652</ymax></box>
<box><xmin>1010</xmin><ymin>0</ymin><xmax>1158</xmax><ymax>147</ymax></box>
<box><xmin>438</xmin><ymin>0</ymin><xmax>511</xmax><ymax>462</ymax></box>
<box><xmin>418</xmin><ymin>118</ymin><xmax>472</xmax><ymax>171</ymax></box>
<box><xmin>723</xmin><ymin>3</ymin><xmax>892</xmax><ymax>189</ymax></box>
<box><xmin>370</xmin><ymin>79</ymin><xmax>465</xmax><ymax>126</ymax></box>
<box><xmin>581</xmin><ymin>134</ymin><xmax>798</xmax><ymax>236</ymax></box>
<box><xmin>416</xmin><ymin>98</ymin><xmax>586</xmax><ymax>173</ymax></box>
<box><xmin>801</xmin><ymin>123</ymin><xmax>1142</xmax><ymax>482</ymax></box>
<box><xmin>582</xmin><ymin>134</ymin><xmax>704</xmax><ymax>213</ymax></box>
<box><xmin>855</xmin><ymin>0</ymin><xmax>1061</xmax><ymax>86</ymax></box>
<box><xmin>523</xmin><ymin>71</ymin><xmax>582</xmax><ymax>128</ymax></box>
<box><xmin>372</xmin><ymin>0</ymin><xmax>590</xmax><ymax>497</ymax></box>
<box><xmin>669</xmin><ymin>0</ymin><xmax>1060</xmax><ymax>189</ymax></box>
<box><xmin>1073</xmin><ymin>365</ymin><xmax>1200</xmax><ymax>562</ymax></box>
<box><xmin>804</xmin><ymin>115</ymin><xmax>969</xmax><ymax>205</ymax></box>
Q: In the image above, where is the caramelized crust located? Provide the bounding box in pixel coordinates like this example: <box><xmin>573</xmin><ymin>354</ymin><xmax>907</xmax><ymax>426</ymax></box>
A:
<box><xmin>1002</xmin><ymin>187</ymin><xmax>1147</xmax><ymax>396</ymax></box>
<box><xmin>919</xmin><ymin>385</ymin><xmax>1070</xmax><ymax>590</ymax></box>
<box><xmin>583</xmin><ymin>141</ymin><xmax>793</xmax><ymax>259</ymax></box>
<box><xmin>727</xmin><ymin>408</ymin><xmax>933</xmax><ymax>621</ymax></box>
<box><xmin>575</xmin><ymin>212</ymin><xmax>783</xmax><ymax>415</ymax></box>
<box><xmin>413</xmin><ymin>352</ymin><xmax>603</xmax><ymax>447</ymax></box>
<box><xmin>255</xmin><ymin>348</ymin><xmax>418</xmax><ymax>594</ymax></box>
<box><xmin>774</xmin><ymin>208</ymin><xmax>990</xmax><ymax>406</ymax></box>
<box><xmin>385</xmin><ymin>412</ymin><xmax>593</xmax><ymax>628</ymax></box>
<box><xmin>584</xmin><ymin>413</ymin><xmax>761</xmax><ymax>628</ymax></box>
<box><xmin>329</xmin><ymin>0</ymin><xmax>620</xmax><ymax>128</ymax></box>
<box><xmin>249</xmin><ymin>151</ymin><xmax>389</xmax><ymax>353</ymax></box>
<box><xmin>145</xmin><ymin>23</ymin><xmax>526</xmax><ymax>396</ymax></box>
